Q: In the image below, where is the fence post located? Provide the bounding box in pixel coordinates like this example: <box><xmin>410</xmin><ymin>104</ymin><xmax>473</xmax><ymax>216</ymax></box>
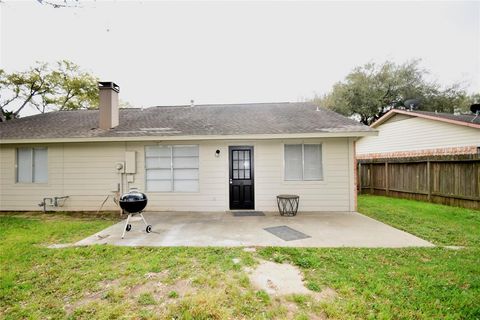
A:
<box><xmin>370</xmin><ymin>163</ymin><xmax>374</xmax><ymax>194</ymax></box>
<box><xmin>427</xmin><ymin>160</ymin><xmax>431</xmax><ymax>202</ymax></box>
<box><xmin>385</xmin><ymin>162</ymin><xmax>389</xmax><ymax>196</ymax></box>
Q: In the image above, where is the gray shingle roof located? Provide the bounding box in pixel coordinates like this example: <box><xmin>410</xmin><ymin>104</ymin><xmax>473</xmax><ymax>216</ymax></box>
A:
<box><xmin>0</xmin><ymin>102</ymin><xmax>374</xmax><ymax>140</ymax></box>
<box><xmin>372</xmin><ymin>109</ymin><xmax>480</xmax><ymax>129</ymax></box>
<box><xmin>412</xmin><ymin>111</ymin><xmax>480</xmax><ymax>125</ymax></box>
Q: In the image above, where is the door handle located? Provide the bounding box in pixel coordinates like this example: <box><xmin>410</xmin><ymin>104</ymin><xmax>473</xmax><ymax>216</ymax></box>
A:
<box><xmin>229</xmin><ymin>179</ymin><xmax>233</xmax><ymax>184</ymax></box>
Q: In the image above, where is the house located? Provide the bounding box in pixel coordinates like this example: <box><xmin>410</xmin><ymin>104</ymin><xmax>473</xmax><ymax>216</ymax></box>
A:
<box><xmin>356</xmin><ymin>108</ymin><xmax>480</xmax><ymax>210</ymax></box>
<box><xmin>0</xmin><ymin>82</ymin><xmax>376</xmax><ymax>212</ymax></box>
<box><xmin>356</xmin><ymin>109</ymin><xmax>480</xmax><ymax>159</ymax></box>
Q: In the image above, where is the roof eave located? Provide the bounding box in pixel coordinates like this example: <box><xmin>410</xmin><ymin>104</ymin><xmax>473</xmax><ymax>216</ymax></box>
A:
<box><xmin>0</xmin><ymin>131</ymin><xmax>378</xmax><ymax>145</ymax></box>
<box><xmin>370</xmin><ymin>109</ymin><xmax>400</xmax><ymax>128</ymax></box>
<box><xmin>371</xmin><ymin>109</ymin><xmax>480</xmax><ymax>129</ymax></box>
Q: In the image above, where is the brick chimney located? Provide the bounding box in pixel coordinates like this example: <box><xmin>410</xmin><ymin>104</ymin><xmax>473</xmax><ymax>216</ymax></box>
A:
<box><xmin>98</xmin><ymin>82</ymin><xmax>120</xmax><ymax>129</ymax></box>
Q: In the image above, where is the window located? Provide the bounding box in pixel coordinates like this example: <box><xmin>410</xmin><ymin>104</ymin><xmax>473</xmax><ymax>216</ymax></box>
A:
<box><xmin>145</xmin><ymin>145</ymin><xmax>199</xmax><ymax>192</ymax></box>
<box><xmin>232</xmin><ymin>150</ymin><xmax>251</xmax><ymax>180</ymax></box>
<box><xmin>284</xmin><ymin>144</ymin><xmax>323</xmax><ymax>181</ymax></box>
<box><xmin>16</xmin><ymin>147</ymin><xmax>48</xmax><ymax>183</ymax></box>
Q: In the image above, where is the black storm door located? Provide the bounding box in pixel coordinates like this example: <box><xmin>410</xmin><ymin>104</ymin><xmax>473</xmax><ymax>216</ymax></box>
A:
<box><xmin>229</xmin><ymin>146</ymin><xmax>254</xmax><ymax>210</ymax></box>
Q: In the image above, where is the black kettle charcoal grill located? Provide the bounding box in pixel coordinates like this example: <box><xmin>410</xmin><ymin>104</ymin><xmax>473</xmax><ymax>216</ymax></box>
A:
<box><xmin>119</xmin><ymin>190</ymin><xmax>152</xmax><ymax>239</ymax></box>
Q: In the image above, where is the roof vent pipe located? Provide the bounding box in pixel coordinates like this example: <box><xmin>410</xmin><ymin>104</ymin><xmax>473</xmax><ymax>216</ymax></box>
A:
<box><xmin>98</xmin><ymin>82</ymin><xmax>120</xmax><ymax>129</ymax></box>
<box><xmin>190</xmin><ymin>99</ymin><xmax>195</xmax><ymax>108</ymax></box>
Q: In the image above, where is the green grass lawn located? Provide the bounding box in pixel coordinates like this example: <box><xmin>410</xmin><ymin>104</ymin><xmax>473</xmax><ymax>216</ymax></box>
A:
<box><xmin>358</xmin><ymin>195</ymin><xmax>480</xmax><ymax>247</ymax></box>
<box><xmin>1</xmin><ymin>197</ymin><xmax>479</xmax><ymax>319</ymax></box>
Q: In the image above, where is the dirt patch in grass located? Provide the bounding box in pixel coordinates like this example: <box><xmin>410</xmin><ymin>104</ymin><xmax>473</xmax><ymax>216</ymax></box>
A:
<box><xmin>245</xmin><ymin>259</ymin><xmax>336</xmax><ymax>320</ymax></box>
<box><xmin>66</xmin><ymin>271</ymin><xmax>198</xmax><ymax>315</ymax></box>
<box><xmin>282</xmin><ymin>299</ymin><xmax>299</xmax><ymax>319</ymax></box>
<box><xmin>247</xmin><ymin>260</ymin><xmax>337</xmax><ymax>302</ymax></box>
<box><xmin>65</xmin><ymin>279</ymin><xmax>121</xmax><ymax>314</ymax></box>
<box><xmin>247</xmin><ymin>260</ymin><xmax>310</xmax><ymax>296</ymax></box>
<box><xmin>276</xmin><ymin>295</ymin><xmax>329</xmax><ymax>320</ymax></box>
<box><xmin>131</xmin><ymin>270</ymin><xmax>195</xmax><ymax>300</ymax></box>
<box><xmin>129</xmin><ymin>278</ymin><xmax>195</xmax><ymax>300</ymax></box>
<box><xmin>306</xmin><ymin>312</ymin><xmax>327</xmax><ymax>320</ymax></box>
<box><xmin>313</xmin><ymin>287</ymin><xmax>337</xmax><ymax>302</ymax></box>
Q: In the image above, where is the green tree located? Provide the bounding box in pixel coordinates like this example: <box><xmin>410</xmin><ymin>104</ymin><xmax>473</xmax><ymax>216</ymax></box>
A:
<box><xmin>314</xmin><ymin>60</ymin><xmax>470</xmax><ymax>125</ymax></box>
<box><xmin>0</xmin><ymin>70</ymin><xmax>20</xmax><ymax>120</ymax></box>
<box><xmin>468</xmin><ymin>93</ymin><xmax>480</xmax><ymax>105</ymax></box>
<box><xmin>0</xmin><ymin>61</ymin><xmax>98</xmax><ymax>122</ymax></box>
<box><xmin>34</xmin><ymin>60</ymin><xmax>98</xmax><ymax>113</ymax></box>
<box><xmin>0</xmin><ymin>63</ymin><xmax>53</xmax><ymax>121</ymax></box>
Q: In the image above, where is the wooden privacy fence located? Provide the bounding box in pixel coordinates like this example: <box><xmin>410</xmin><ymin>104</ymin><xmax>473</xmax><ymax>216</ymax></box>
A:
<box><xmin>358</xmin><ymin>154</ymin><xmax>480</xmax><ymax>210</ymax></box>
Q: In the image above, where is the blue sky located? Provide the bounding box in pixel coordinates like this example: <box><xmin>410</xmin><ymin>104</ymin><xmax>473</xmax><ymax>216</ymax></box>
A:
<box><xmin>1</xmin><ymin>1</ymin><xmax>478</xmax><ymax>113</ymax></box>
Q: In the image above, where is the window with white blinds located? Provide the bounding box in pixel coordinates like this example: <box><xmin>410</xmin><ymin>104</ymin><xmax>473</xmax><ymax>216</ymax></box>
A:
<box><xmin>145</xmin><ymin>145</ymin><xmax>199</xmax><ymax>192</ymax></box>
<box><xmin>284</xmin><ymin>144</ymin><xmax>323</xmax><ymax>181</ymax></box>
<box><xmin>17</xmin><ymin>147</ymin><xmax>48</xmax><ymax>183</ymax></box>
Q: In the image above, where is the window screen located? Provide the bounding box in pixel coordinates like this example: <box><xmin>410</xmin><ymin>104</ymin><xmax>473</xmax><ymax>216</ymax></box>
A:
<box><xmin>145</xmin><ymin>145</ymin><xmax>199</xmax><ymax>192</ymax></box>
<box><xmin>284</xmin><ymin>144</ymin><xmax>323</xmax><ymax>181</ymax></box>
<box><xmin>304</xmin><ymin>144</ymin><xmax>323</xmax><ymax>180</ymax></box>
<box><xmin>284</xmin><ymin>145</ymin><xmax>303</xmax><ymax>180</ymax></box>
<box><xmin>17</xmin><ymin>148</ymin><xmax>48</xmax><ymax>183</ymax></box>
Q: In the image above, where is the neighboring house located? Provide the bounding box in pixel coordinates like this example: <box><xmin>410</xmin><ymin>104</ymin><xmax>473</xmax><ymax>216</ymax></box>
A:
<box><xmin>356</xmin><ymin>109</ymin><xmax>480</xmax><ymax>210</ymax></box>
<box><xmin>357</xmin><ymin>109</ymin><xmax>480</xmax><ymax>159</ymax></box>
<box><xmin>0</xmin><ymin>82</ymin><xmax>375</xmax><ymax>212</ymax></box>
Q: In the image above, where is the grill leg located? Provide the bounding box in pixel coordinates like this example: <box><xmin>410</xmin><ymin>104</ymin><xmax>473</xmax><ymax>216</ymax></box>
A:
<box><xmin>121</xmin><ymin>214</ymin><xmax>132</xmax><ymax>239</ymax></box>
<box><xmin>139</xmin><ymin>212</ymin><xmax>149</xmax><ymax>227</ymax></box>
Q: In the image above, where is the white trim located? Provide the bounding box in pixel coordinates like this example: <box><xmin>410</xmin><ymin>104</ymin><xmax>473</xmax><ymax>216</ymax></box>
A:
<box><xmin>347</xmin><ymin>138</ymin><xmax>355</xmax><ymax>211</ymax></box>
<box><xmin>0</xmin><ymin>131</ymin><xmax>378</xmax><ymax>145</ymax></box>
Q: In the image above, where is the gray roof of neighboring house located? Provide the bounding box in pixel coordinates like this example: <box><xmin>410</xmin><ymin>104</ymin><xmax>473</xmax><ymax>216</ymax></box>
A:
<box><xmin>372</xmin><ymin>109</ymin><xmax>480</xmax><ymax>129</ymax></box>
<box><xmin>0</xmin><ymin>102</ymin><xmax>374</xmax><ymax>140</ymax></box>
<box><xmin>412</xmin><ymin>111</ymin><xmax>480</xmax><ymax>125</ymax></box>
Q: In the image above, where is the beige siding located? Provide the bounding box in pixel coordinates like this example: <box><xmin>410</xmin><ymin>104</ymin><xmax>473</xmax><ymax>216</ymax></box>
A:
<box><xmin>129</xmin><ymin>141</ymin><xmax>228</xmax><ymax>212</ymax></box>
<box><xmin>0</xmin><ymin>144</ymin><xmax>64</xmax><ymax>210</ymax></box>
<box><xmin>0</xmin><ymin>138</ymin><xmax>355</xmax><ymax>212</ymax></box>
<box><xmin>357</xmin><ymin>115</ymin><xmax>480</xmax><ymax>155</ymax></box>
<box><xmin>253</xmin><ymin>138</ymin><xmax>354</xmax><ymax>211</ymax></box>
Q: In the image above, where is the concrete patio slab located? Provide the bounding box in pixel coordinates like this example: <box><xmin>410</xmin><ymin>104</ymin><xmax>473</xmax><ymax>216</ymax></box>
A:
<box><xmin>75</xmin><ymin>211</ymin><xmax>434</xmax><ymax>248</ymax></box>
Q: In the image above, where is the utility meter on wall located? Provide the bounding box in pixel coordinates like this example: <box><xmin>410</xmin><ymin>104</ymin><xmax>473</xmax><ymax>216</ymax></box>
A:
<box><xmin>115</xmin><ymin>162</ymin><xmax>125</xmax><ymax>173</ymax></box>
